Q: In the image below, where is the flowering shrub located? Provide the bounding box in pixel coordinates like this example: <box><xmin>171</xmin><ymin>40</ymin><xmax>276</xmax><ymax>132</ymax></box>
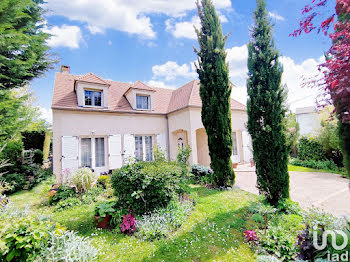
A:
<box><xmin>243</xmin><ymin>230</ymin><xmax>259</xmax><ymax>245</ymax></box>
<box><xmin>120</xmin><ymin>213</ymin><xmax>137</xmax><ymax>234</ymax></box>
<box><xmin>190</xmin><ymin>164</ymin><xmax>215</xmax><ymax>185</ymax></box>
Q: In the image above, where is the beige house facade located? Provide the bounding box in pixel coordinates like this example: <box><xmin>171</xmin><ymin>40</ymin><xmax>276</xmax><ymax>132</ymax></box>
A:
<box><xmin>52</xmin><ymin>67</ymin><xmax>253</xmax><ymax>183</ymax></box>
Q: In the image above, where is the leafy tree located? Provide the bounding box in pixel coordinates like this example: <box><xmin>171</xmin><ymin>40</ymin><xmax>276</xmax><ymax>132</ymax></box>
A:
<box><xmin>247</xmin><ymin>0</ymin><xmax>289</xmax><ymax>205</ymax></box>
<box><xmin>292</xmin><ymin>0</ymin><xmax>350</xmax><ymax>177</ymax></box>
<box><xmin>0</xmin><ymin>0</ymin><xmax>53</xmax><ymax>90</ymax></box>
<box><xmin>0</xmin><ymin>87</ymin><xmax>44</xmax><ymax>143</ymax></box>
<box><xmin>194</xmin><ymin>0</ymin><xmax>234</xmax><ymax>187</ymax></box>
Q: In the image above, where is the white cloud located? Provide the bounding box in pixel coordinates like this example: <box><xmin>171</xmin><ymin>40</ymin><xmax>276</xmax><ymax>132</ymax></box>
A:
<box><xmin>226</xmin><ymin>45</ymin><xmax>249</xmax><ymax>84</ymax></box>
<box><xmin>147</xmin><ymin>80</ymin><xmax>176</xmax><ymax>89</ymax></box>
<box><xmin>44</xmin><ymin>0</ymin><xmax>231</xmax><ymax>39</ymax></box>
<box><xmin>44</xmin><ymin>24</ymin><xmax>83</xmax><ymax>48</ymax></box>
<box><xmin>151</xmin><ymin>61</ymin><xmax>196</xmax><ymax>81</ymax></box>
<box><xmin>268</xmin><ymin>11</ymin><xmax>285</xmax><ymax>21</ymax></box>
<box><xmin>166</xmin><ymin>12</ymin><xmax>228</xmax><ymax>40</ymax></box>
<box><xmin>39</xmin><ymin>107</ymin><xmax>52</xmax><ymax>124</ymax></box>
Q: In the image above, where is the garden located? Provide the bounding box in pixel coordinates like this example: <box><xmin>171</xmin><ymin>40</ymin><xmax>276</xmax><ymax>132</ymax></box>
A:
<box><xmin>1</xmin><ymin>146</ymin><xmax>349</xmax><ymax>262</ymax></box>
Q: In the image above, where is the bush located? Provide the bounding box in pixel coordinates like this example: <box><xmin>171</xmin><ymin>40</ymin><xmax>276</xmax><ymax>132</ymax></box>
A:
<box><xmin>0</xmin><ymin>216</ymin><xmax>62</xmax><ymax>261</ymax></box>
<box><xmin>297</xmin><ymin>137</ymin><xmax>325</xmax><ymax>161</ymax></box>
<box><xmin>36</xmin><ymin>230</ymin><xmax>99</xmax><ymax>262</ymax></box>
<box><xmin>290</xmin><ymin>158</ymin><xmax>339</xmax><ymax>172</ymax></box>
<box><xmin>2</xmin><ymin>173</ymin><xmax>26</xmax><ymax>193</ymax></box>
<box><xmin>176</xmin><ymin>146</ymin><xmax>192</xmax><ymax>166</ymax></box>
<box><xmin>22</xmin><ymin>131</ymin><xmax>45</xmax><ymax>150</ymax></box>
<box><xmin>0</xmin><ymin>140</ymin><xmax>23</xmax><ymax>165</ymax></box>
<box><xmin>111</xmin><ymin>161</ymin><xmax>186</xmax><ymax>215</ymax></box>
<box><xmin>135</xmin><ymin>199</ymin><xmax>194</xmax><ymax>240</ymax></box>
<box><xmin>33</xmin><ymin>149</ymin><xmax>43</xmax><ymax>164</ymax></box>
<box><xmin>190</xmin><ymin>164</ymin><xmax>215</xmax><ymax>184</ymax></box>
<box><xmin>276</xmin><ymin>198</ymin><xmax>301</xmax><ymax>215</ymax></box>
<box><xmin>55</xmin><ymin>197</ymin><xmax>82</xmax><ymax>211</ymax></box>
<box><xmin>50</xmin><ymin>185</ymin><xmax>76</xmax><ymax>204</ymax></box>
<box><xmin>69</xmin><ymin>168</ymin><xmax>98</xmax><ymax>193</ymax></box>
<box><xmin>97</xmin><ymin>175</ymin><xmax>109</xmax><ymax>189</ymax></box>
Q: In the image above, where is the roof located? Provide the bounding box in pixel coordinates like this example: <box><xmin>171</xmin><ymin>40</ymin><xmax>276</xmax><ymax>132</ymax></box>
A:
<box><xmin>76</xmin><ymin>73</ymin><xmax>110</xmax><ymax>86</ymax></box>
<box><xmin>52</xmin><ymin>72</ymin><xmax>246</xmax><ymax>114</ymax></box>
<box><xmin>296</xmin><ymin>106</ymin><xmax>317</xmax><ymax>115</ymax></box>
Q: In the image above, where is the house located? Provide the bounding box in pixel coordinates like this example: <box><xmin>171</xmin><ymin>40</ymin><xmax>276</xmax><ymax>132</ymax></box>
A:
<box><xmin>295</xmin><ymin>106</ymin><xmax>321</xmax><ymax>136</ymax></box>
<box><xmin>52</xmin><ymin>66</ymin><xmax>253</xmax><ymax>183</ymax></box>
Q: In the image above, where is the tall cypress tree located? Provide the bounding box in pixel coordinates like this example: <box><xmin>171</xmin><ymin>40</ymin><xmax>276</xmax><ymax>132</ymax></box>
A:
<box><xmin>247</xmin><ymin>0</ymin><xmax>289</xmax><ymax>205</ymax></box>
<box><xmin>195</xmin><ymin>0</ymin><xmax>234</xmax><ymax>187</ymax></box>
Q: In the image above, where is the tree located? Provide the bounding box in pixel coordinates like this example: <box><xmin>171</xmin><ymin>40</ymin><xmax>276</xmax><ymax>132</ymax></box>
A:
<box><xmin>292</xmin><ymin>0</ymin><xmax>350</xmax><ymax>177</ymax></box>
<box><xmin>0</xmin><ymin>0</ymin><xmax>53</xmax><ymax>90</ymax></box>
<box><xmin>194</xmin><ymin>0</ymin><xmax>234</xmax><ymax>187</ymax></box>
<box><xmin>247</xmin><ymin>0</ymin><xmax>289</xmax><ymax>205</ymax></box>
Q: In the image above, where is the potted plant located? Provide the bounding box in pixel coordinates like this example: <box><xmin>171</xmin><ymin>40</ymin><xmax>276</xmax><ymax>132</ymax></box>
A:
<box><xmin>232</xmin><ymin>162</ymin><xmax>238</xmax><ymax>168</ymax></box>
<box><xmin>94</xmin><ymin>201</ymin><xmax>116</xmax><ymax>229</ymax></box>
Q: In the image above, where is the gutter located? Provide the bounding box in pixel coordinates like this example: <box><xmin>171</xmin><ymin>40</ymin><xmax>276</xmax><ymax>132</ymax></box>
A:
<box><xmin>166</xmin><ymin>115</ymin><xmax>171</xmax><ymax>159</ymax></box>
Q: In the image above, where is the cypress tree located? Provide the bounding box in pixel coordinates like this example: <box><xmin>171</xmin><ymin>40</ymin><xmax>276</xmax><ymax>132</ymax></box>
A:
<box><xmin>195</xmin><ymin>0</ymin><xmax>234</xmax><ymax>187</ymax></box>
<box><xmin>247</xmin><ymin>0</ymin><xmax>289</xmax><ymax>205</ymax></box>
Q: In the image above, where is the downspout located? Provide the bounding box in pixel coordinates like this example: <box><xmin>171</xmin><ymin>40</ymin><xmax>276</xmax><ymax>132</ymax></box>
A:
<box><xmin>166</xmin><ymin>115</ymin><xmax>171</xmax><ymax>159</ymax></box>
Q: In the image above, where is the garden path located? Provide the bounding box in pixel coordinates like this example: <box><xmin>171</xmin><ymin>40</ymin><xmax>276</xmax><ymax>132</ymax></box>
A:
<box><xmin>235</xmin><ymin>165</ymin><xmax>350</xmax><ymax>217</ymax></box>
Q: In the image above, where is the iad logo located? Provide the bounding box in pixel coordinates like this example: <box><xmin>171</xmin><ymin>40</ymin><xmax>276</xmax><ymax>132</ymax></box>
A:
<box><xmin>313</xmin><ymin>226</ymin><xmax>349</xmax><ymax>262</ymax></box>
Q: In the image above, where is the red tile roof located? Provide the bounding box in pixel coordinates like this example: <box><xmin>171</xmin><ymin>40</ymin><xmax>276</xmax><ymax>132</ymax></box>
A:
<box><xmin>52</xmin><ymin>73</ymin><xmax>246</xmax><ymax>114</ymax></box>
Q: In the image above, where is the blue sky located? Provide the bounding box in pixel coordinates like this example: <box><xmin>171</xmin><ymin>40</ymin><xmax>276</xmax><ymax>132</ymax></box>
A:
<box><xmin>32</xmin><ymin>0</ymin><xmax>335</xmax><ymax>122</ymax></box>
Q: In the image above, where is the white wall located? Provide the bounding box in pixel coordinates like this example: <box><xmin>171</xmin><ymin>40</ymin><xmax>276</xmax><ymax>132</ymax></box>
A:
<box><xmin>296</xmin><ymin>112</ymin><xmax>321</xmax><ymax>136</ymax></box>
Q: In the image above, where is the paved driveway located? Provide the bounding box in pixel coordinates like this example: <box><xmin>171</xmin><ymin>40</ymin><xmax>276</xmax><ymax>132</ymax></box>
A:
<box><xmin>235</xmin><ymin>167</ymin><xmax>350</xmax><ymax>217</ymax></box>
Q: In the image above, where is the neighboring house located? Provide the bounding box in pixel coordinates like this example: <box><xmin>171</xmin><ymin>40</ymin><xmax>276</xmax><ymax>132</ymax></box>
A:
<box><xmin>52</xmin><ymin>66</ymin><xmax>253</xmax><ymax>183</ymax></box>
<box><xmin>295</xmin><ymin>106</ymin><xmax>321</xmax><ymax>136</ymax></box>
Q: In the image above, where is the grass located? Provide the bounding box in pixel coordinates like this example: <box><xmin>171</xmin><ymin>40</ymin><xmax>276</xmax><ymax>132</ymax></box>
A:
<box><xmin>8</xmin><ymin>182</ymin><xmax>258</xmax><ymax>262</ymax></box>
<box><xmin>288</xmin><ymin>164</ymin><xmax>345</xmax><ymax>175</ymax></box>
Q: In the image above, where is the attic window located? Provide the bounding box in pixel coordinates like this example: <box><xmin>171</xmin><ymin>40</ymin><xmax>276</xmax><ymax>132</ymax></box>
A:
<box><xmin>136</xmin><ymin>95</ymin><xmax>150</xmax><ymax>110</ymax></box>
<box><xmin>85</xmin><ymin>90</ymin><xmax>102</xmax><ymax>107</ymax></box>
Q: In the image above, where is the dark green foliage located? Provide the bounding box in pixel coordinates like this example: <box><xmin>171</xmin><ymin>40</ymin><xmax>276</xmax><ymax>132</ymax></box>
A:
<box><xmin>33</xmin><ymin>149</ymin><xmax>43</xmax><ymax>164</ymax></box>
<box><xmin>0</xmin><ymin>0</ymin><xmax>54</xmax><ymax>90</ymax></box>
<box><xmin>190</xmin><ymin>164</ymin><xmax>215</xmax><ymax>184</ymax></box>
<box><xmin>297</xmin><ymin>136</ymin><xmax>325</xmax><ymax>161</ymax></box>
<box><xmin>290</xmin><ymin>158</ymin><xmax>340</xmax><ymax>172</ymax></box>
<box><xmin>111</xmin><ymin>161</ymin><xmax>186</xmax><ymax>215</ymax></box>
<box><xmin>339</xmin><ymin>121</ymin><xmax>350</xmax><ymax>178</ymax></box>
<box><xmin>50</xmin><ymin>185</ymin><xmax>76</xmax><ymax>204</ymax></box>
<box><xmin>247</xmin><ymin>0</ymin><xmax>289</xmax><ymax>205</ymax></box>
<box><xmin>0</xmin><ymin>139</ymin><xmax>23</xmax><ymax>164</ymax></box>
<box><xmin>22</xmin><ymin>131</ymin><xmax>46</xmax><ymax>150</ymax></box>
<box><xmin>194</xmin><ymin>0</ymin><xmax>234</xmax><ymax>187</ymax></box>
<box><xmin>284</xmin><ymin>112</ymin><xmax>299</xmax><ymax>154</ymax></box>
<box><xmin>1</xmin><ymin>166</ymin><xmax>52</xmax><ymax>193</ymax></box>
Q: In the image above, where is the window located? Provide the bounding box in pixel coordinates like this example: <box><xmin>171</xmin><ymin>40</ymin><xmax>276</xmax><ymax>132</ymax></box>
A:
<box><xmin>85</xmin><ymin>90</ymin><xmax>102</xmax><ymax>107</ymax></box>
<box><xmin>81</xmin><ymin>138</ymin><xmax>92</xmax><ymax>167</ymax></box>
<box><xmin>136</xmin><ymin>95</ymin><xmax>149</xmax><ymax>109</ymax></box>
<box><xmin>145</xmin><ymin>136</ymin><xmax>153</xmax><ymax>161</ymax></box>
<box><xmin>232</xmin><ymin>132</ymin><xmax>238</xmax><ymax>155</ymax></box>
<box><xmin>134</xmin><ymin>135</ymin><xmax>153</xmax><ymax>161</ymax></box>
<box><xmin>135</xmin><ymin>136</ymin><xmax>143</xmax><ymax>161</ymax></box>
<box><xmin>95</xmin><ymin>138</ymin><xmax>105</xmax><ymax>167</ymax></box>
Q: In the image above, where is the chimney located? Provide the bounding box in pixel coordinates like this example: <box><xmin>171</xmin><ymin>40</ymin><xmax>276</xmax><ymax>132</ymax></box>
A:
<box><xmin>60</xmin><ymin>65</ymin><xmax>70</xmax><ymax>74</ymax></box>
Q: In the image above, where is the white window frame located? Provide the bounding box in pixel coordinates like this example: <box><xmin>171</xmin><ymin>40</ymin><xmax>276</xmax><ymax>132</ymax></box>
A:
<box><xmin>134</xmin><ymin>135</ymin><xmax>153</xmax><ymax>161</ymax></box>
<box><xmin>84</xmin><ymin>89</ymin><xmax>103</xmax><ymax>107</ymax></box>
<box><xmin>79</xmin><ymin>136</ymin><xmax>106</xmax><ymax>171</ymax></box>
<box><xmin>136</xmin><ymin>94</ymin><xmax>150</xmax><ymax>110</ymax></box>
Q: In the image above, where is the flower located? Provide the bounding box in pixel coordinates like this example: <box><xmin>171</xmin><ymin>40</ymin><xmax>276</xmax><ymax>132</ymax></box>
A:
<box><xmin>243</xmin><ymin>230</ymin><xmax>259</xmax><ymax>245</ymax></box>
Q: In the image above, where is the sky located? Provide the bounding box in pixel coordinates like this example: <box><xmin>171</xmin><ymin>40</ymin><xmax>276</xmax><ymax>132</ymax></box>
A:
<box><xmin>32</xmin><ymin>0</ymin><xmax>336</xmax><ymax>123</ymax></box>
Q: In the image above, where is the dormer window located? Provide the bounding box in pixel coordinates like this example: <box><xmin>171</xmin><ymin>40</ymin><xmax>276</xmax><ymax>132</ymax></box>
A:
<box><xmin>136</xmin><ymin>95</ymin><xmax>150</xmax><ymax>110</ymax></box>
<box><xmin>85</xmin><ymin>90</ymin><xmax>102</xmax><ymax>107</ymax></box>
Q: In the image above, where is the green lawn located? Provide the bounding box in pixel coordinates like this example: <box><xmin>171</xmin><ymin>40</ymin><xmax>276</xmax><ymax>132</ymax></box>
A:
<box><xmin>9</xmin><ymin>182</ymin><xmax>258</xmax><ymax>262</ymax></box>
<box><xmin>288</xmin><ymin>164</ymin><xmax>344</xmax><ymax>174</ymax></box>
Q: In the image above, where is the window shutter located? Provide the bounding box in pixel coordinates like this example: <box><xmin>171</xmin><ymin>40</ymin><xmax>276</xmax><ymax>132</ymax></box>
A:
<box><xmin>123</xmin><ymin>134</ymin><xmax>135</xmax><ymax>163</ymax></box>
<box><xmin>61</xmin><ymin>136</ymin><xmax>79</xmax><ymax>175</ymax></box>
<box><xmin>108</xmin><ymin>135</ymin><xmax>122</xmax><ymax>170</ymax></box>
<box><xmin>156</xmin><ymin>133</ymin><xmax>167</xmax><ymax>156</ymax></box>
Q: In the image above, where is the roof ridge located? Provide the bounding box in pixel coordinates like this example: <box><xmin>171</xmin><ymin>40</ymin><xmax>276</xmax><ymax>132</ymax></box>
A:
<box><xmin>77</xmin><ymin>72</ymin><xmax>109</xmax><ymax>85</ymax></box>
<box><xmin>188</xmin><ymin>79</ymin><xmax>198</xmax><ymax>106</ymax></box>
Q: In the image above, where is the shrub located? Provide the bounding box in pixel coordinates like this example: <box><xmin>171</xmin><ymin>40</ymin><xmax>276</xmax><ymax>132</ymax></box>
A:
<box><xmin>135</xmin><ymin>199</ymin><xmax>194</xmax><ymax>240</ymax></box>
<box><xmin>33</xmin><ymin>149</ymin><xmax>43</xmax><ymax>164</ymax></box>
<box><xmin>22</xmin><ymin>131</ymin><xmax>45</xmax><ymax>151</ymax></box>
<box><xmin>95</xmin><ymin>201</ymin><xmax>116</xmax><ymax>219</ymax></box>
<box><xmin>36</xmin><ymin>230</ymin><xmax>99</xmax><ymax>262</ymax></box>
<box><xmin>0</xmin><ymin>140</ymin><xmax>23</xmax><ymax>165</ymax></box>
<box><xmin>111</xmin><ymin>161</ymin><xmax>185</xmax><ymax>215</ymax></box>
<box><xmin>290</xmin><ymin>158</ymin><xmax>339</xmax><ymax>172</ymax></box>
<box><xmin>2</xmin><ymin>173</ymin><xmax>26</xmax><ymax>193</ymax></box>
<box><xmin>252</xmin><ymin>213</ymin><xmax>264</xmax><ymax>224</ymax></box>
<box><xmin>297</xmin><ymin>137</ymin><xmax>325</xmax><ymax>161</ymax></box>
<box><xmin>97</xmin><ymin>175</ymin><xmax>109</xmax><ymax>189</ymax></box>
<box><xmin>176</xmin><ymin>145</ymin><xmax>192</xmax><ymax>166</ymax></box>
<box><xmin>153</xmin><ymin>144</ymin><xmax>167</xmax><ymax>162</ymax></box>
<box><xmin>69</xmin><ymin>168</ymin><xmax>98</xmax><ymax>193</ymax></box>
<box><xmin>0</xmin><ymin>216</ymin><xmax>61</xmax><ymax>261</ymax></box>
<box><xmin>190</xmin><ymin>164</ymin><xmax>215</xmax><ymax>184</ymax></box>
<box><xmin>55</xmin><ymin>197</ymin><xmax>82</xmax><ymax>211</ymax></box>
<box><xmin>50</xmin><ymin>185</ymin><xmax>76</xmax><ymax>204</ymax></box>
<box><xmin>276</xmin><ymin>198</ymin><xmax>302</xmax><ymax>215</ymax></box>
